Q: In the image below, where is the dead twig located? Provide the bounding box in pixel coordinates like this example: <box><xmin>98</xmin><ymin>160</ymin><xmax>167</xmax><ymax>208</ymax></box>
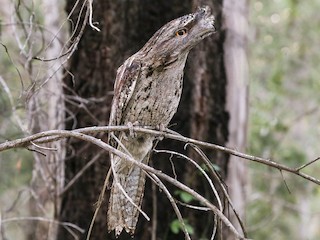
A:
<box><xmin>0</xmin><ymin>126</ymin><xmax>319</xmax><ymax>186</ymax></box>
<box><xmin>296</xmin><ymin>156</ymin><xmax>320</xmax><ymax>171</ymax></box>
<box><xmin>61</xmin><ymin>151</ymin><xmax>104</xmax><ymax>195</ymax></box>
<box><xmin>1</xmin><ymin>216</ymin><xmax>84</xmax><ymax>234</ymax></box>
<box><xmin>151</xmin><ymin>178</ymin><xmax>157</xmax><ymax>240</ymax></box>
<box><xmin>0</xmin><ymin>129</ymin><xmax>244</xmax><ymax>238</ymax></box>
<box><xmin>147</xmin><ymin>172</ymin><xmax>192</xmax><ymax>240</ymax></box>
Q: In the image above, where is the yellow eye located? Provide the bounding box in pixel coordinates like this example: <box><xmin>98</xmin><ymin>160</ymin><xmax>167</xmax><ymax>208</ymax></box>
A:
<box><xmin>175</xmin><ymin>28</ymin><xmax>187</xmax><ymax>36</ymax></box>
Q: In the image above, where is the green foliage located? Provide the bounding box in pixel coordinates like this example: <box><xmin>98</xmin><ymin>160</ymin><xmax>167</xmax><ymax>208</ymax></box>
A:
<box><xmin>248</xmin><ymin>0</ymin><xmax>320</xmax><ymax>239</ymax></box>
<box><xmin>169</xmin><ymin>191</ymin><xmax>195</xmax><ymax>235</ymax></box>
<box><xmin>170</xmin><ymin>219</ymin><xmax>194</xmax><ymax>235</ymax></box>
<box><xmin>175</xmin><ymin>190</ymin><xmax>195</xmax><ymax>203</ymax></box>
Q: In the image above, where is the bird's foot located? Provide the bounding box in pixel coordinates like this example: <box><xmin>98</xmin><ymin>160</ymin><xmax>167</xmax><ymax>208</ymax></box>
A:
<box><xmin>126</xmin><ymin>121</ymin><xmax>139</xmax><ymax>139</ymax></box>
<box><xmin>155</xmin><ymin>123</ymin><xmax>166</xmax><ymax>141</ymax></box>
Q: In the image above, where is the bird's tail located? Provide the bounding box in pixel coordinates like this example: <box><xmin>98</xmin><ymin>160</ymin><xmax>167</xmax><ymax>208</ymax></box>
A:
<box><xmin>107</xmin><ymin>153</ymin><xmax>149</xmax><ymax>236</ymax></box>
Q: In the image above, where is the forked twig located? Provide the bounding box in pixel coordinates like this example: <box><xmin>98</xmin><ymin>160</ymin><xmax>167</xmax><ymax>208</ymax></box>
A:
<box><xmin>296</xmin><ymin>157</ymin><xmax>320</xmax><ymax>171</ymax></box>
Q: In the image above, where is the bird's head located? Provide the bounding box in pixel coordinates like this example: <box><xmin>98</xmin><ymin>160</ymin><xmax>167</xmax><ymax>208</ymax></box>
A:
<box><xmin>141</xmin><ymin>6</ymin><xmax>215</xmax><ymax>61</ymax></box>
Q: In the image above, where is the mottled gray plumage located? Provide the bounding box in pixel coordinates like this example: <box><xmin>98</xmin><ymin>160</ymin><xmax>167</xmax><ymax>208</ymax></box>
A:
<box><xmin>107</xmin><ymin>6</ymin><xmax>215</xmax><ymax>236</ymax></box>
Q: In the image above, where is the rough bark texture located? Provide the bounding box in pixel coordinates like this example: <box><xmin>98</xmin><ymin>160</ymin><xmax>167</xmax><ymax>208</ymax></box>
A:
<box><xmin>58</xmin><ymin>0</ymin><xmax>246</xmax><ymax>239</ymax></box>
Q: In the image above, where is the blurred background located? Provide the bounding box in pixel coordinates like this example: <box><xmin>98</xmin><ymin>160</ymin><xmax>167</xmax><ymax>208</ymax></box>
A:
<box><xmin>0</xmin><ymin>0</ymin><xmax>320</xmax><ymax>239</ymax></box>
<box><xmin>248</xmin><ymin>0</ymin><xmax>320</xmax><ymax>239</ymax></box>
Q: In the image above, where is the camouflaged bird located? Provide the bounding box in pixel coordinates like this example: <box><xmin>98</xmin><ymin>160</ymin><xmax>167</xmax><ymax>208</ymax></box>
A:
<box><xmin>107</xmin><ymin>6</ymin><xmax>215</xmax><ymax>236</ymax></box>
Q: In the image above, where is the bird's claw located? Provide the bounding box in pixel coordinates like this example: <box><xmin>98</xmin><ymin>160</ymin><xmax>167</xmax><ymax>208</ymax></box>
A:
<box><xmin>127</xmin><ymin>121</ymin><xmax>139</xmax><ymax>139</ymax></box>
<box><xmin>156</xmin><ymin>124</ymin><xmax>166</xmax><ymax>141</ymax></box>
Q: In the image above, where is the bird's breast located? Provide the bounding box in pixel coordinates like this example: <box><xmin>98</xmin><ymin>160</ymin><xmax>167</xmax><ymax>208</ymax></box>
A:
<box><xmin>123</xmin><ymin>64</ymin><xmax>185</xmax><ymax>127</ymax></box>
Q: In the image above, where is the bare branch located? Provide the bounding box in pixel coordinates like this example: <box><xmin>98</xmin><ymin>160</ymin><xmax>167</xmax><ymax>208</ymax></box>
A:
<box><xmin>0</xmin><ymin>125</ymin><xmax>318</xmax><ymax>238</ymax></box>
<box><xmin>187</xmin><ymin>144</ymin><xmax>247</xmax><ymax>237</ymax></box>
<box><xmin>0</xmin><ymin>75</ymin><xmax>25</xmax><ymax>132</ymax></box>
<box><xmin>0</xmin><ymin>129</ymin><xmax>244</xmax><ymax>238</ymax></box>
<box><xmin>87</xmin><ymin>0</ymin><xmax>100</xmax><ymax>32</ymax></box>
<box><xmin>151</xmin><ymin>180</ymin><xmax>157</xmax><ymax>240</ymax></box>
<box><xmin>1</xmin><ymin>216</ymin><xmax>84</xmax><ymax>234</ymax></box>
<box><xmin>0</xmin><ymin>126</ymin><xmax>319</xmax><ymax>186</ymax></box>
<box><xmin>61</xmin><ymin>151</ymin><xmax>104</xmax><ymax>195</ymax></box>
<box><xmin>147</xmin><ymin>172</ymin><xmax>192</xmax><ymax>240</ymax></box>
<box><xmin>154</xmin><ymin>149</ymin><xmax>223</xmax><ymax>211</ymax></box>
<box><xmin>86</xmin><ymin>162</ymin><xmax>110</xmax><ymax>240</ymax></box>
<box><xmin>296</xmin><ymin>156</ymin><xmax>320</xmax><ymax>171</ymax></box>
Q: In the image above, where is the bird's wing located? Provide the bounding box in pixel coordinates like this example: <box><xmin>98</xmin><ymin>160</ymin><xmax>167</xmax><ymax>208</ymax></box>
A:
<box><xmin>109</xmin><ymin>56</ymin><xmax>142</xmax><ymax>127</ymax></box>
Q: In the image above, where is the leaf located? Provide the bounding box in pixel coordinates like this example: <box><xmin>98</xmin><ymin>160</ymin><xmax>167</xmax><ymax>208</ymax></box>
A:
<box><xmin>174</xmin><ymin>190</ymin><xmax>194</xmax><ymax>203</ymax></box>
<box><xmin>170</xmin><ymin>219</ymin><xmax>194</xmax><ymax>235</ymax></box>
<box><xmin>170</xmin><ymin>219</ymin><xmax>180</xmax><ymax>234</ymax></box>
<box><xmin>180</xmin><ymin>192</ymin><xmax>194</xmax><ymax>203</ymax></box>
<box><xmin>185</xmin><ymin>223</ymin><xmax>194</xmax><ymax>234</ymax></box>
<box><xmin>200</xmin><ymin>163</ymin><xmax>220</xmax><ymax>172</ymax></box>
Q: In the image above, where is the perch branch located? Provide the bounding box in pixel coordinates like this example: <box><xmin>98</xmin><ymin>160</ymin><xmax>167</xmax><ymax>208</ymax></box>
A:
<box><xmin>0</xmin><ymin>126</ymin><xmax>319</xmax><ymax>186</ymax></box>
<box><xmin>0</xmin><ymin>129</ymin><xmax>244</xmax><ymax>238</ymax></box>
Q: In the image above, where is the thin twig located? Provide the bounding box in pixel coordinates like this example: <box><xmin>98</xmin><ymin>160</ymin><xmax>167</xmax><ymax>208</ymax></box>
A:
<box><xmin>82</xmin><ymin>131</ymin><xmax>245</xmax><ymax>237</ymax></box>
<box><xmin>0</xmin><ymin>61</ymin><xmax>25</xmax><ymax>132</ymax></box>
<box><xmin>87</xmin><ymin>0</ymin><xmax>100</xmax><ymax>32</ymax></box>
<box><xmin>30</xmin><ymin>141</ymin><xmax>58</xmax><ymax>151</ymax></box>
<box><xmin>175</xmin><ymin>200</ymin><xmax>210</xmax><ymax>211</ymax></box>
<box><xmin>0</xmin><ymin>212</ymin><xmax>5</xmax><ymax>240</ymax></box>
<box><xmin>169</xmin><ymin>153</ymin><xmax>178</xmax><ymax>180</ymax></box>
<box><xmin>86</xmin><ymin>162</ymin><xmax>110</xmax><ymax>240</ymax></box>
<box><xmin>154</xmin><ymin>149</ymin><xmax>223</xmax><ymax>211</ymax></box>
<box><xmin>0</xmin><ymin>126</ymin><xmax>320</xmax><ymax>188</ymax></box>
<box><xmin>187</xmin><ymin>144</ymin><xmax>247</xmax><ymax>237</ymax></box>
<box><xmin>0</xmin><ymin>127</ymin><xmax>247</xmax><ymax>238</ymax></box>
<box><xmin>0</xmin><ymin>129</ymin><xmax>243</xmax><ymax>238</ymax></box>
<box><xmin>155</xmin><ymin>148</ymin><xmax>225</xmax><ymax>239</ymax></box>
<box><xmin>1</xmin><ymin>216</ymin><xmax>84</xmax><ymax>233</ymax></box>
<box><xmin>296</xmin><ymin>157</ymin><xmax>320</xmax><ymax>171</ymax></box>
<box><xmin>110</xmin><ymin>132</ymin><xmax>133</xmax><ymax>158</ymax></box>
<box><xmin>279</xmin><ymin>170</ymin><xmax>291</xmax><ymax>194</ymax></box>
<box><xmin>151</xmin><ymin>180</ymin><xmax>157</xmax><ymax>240</ymax></box>
<box><xmin>1</xmin><ymin>126</ymin><xmax>319</xmax><ymax>186</ymax></box>
<box><xmin>61</xmin><ymin>151</ymin><xmax>104</xmax><ymax>195</ymax></box>
<box><xmin>109</xmin><ymin>151</ymin><xmax>150</xmax><ymax>222</ymax></box>
<box><xmin>147</xmin><ymin>172</ymin><xmax>192</xmax><ymax>240</ymax></box>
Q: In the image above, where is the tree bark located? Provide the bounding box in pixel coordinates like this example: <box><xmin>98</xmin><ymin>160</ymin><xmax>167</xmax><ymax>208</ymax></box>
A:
<box><xmin>59</xmin><ymin>0</ymin><xmax>248</xmax><ymax>239</ymax></box>
<box><xmin>27</xmin><ymin>0</ymin><xmax>66</xmax><ymax>239</ymax></box>
<box><xmin>223</xmin><ymin>0</ymin><xmax>249</xmax><ymax>237</ymax></box>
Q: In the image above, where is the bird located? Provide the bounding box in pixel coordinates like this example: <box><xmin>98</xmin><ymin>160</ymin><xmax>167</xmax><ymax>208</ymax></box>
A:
<box><xmin>107</xmin><ymin>6</ymin><xmax>216</xmax><ymax>236</ymax></box>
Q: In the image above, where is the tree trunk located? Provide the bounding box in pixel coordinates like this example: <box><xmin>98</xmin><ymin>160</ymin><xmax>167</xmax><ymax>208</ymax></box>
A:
<box><xmin>58</xmin><ymin>0</ymin><xmax>248</xmax><ymax>239</ymax></box>
<box><xmin>27</xmin><ymin>0</ymin><xmax>66</xmax><ymax>239</ymax></box>
<box><xmin>223</xmin><ymin>0</ymin><xmax>249</xmax><ymax>237</ymax></box>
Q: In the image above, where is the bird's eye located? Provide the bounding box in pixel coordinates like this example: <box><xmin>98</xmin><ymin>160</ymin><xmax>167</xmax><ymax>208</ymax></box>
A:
<box><xmin>175</xmin><ymin>28</ymin><xmax>187</xmax><ymax>37</ymax></box>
